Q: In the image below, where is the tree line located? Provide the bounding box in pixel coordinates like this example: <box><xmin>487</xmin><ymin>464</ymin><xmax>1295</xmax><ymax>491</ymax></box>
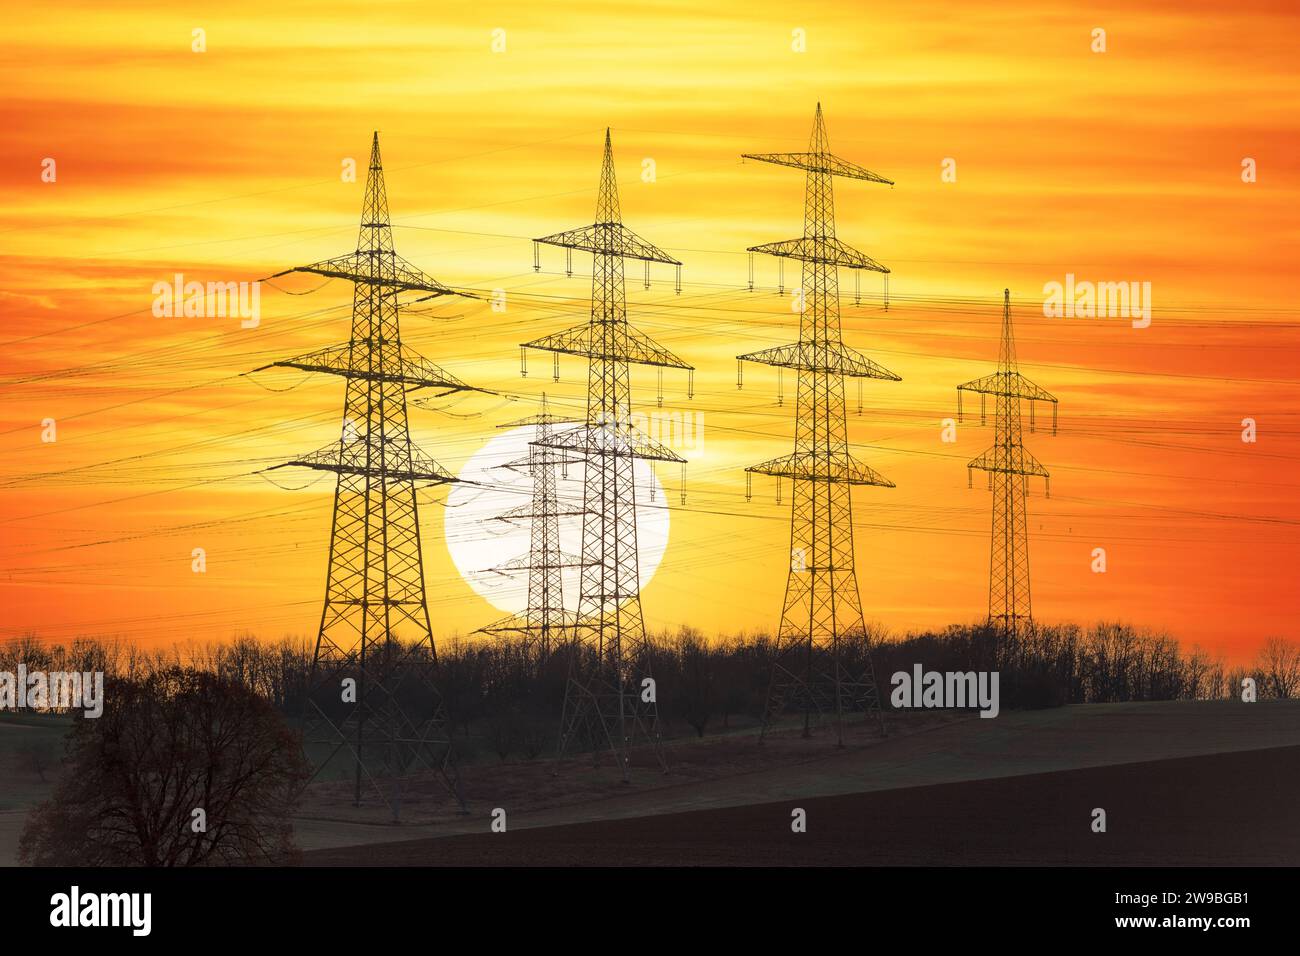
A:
<box><xmin>5</xmin><ymin>622</ymin><xmax>1298</xmax><ymax>744</ymax></box>
<box><xmin>8</xmin><ymin>623</ymin><xmax>1297</xmax><ymax>865</ymax></box>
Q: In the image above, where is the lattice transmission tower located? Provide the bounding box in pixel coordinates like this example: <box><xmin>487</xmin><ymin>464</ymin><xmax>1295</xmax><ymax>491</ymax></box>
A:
<box><xmin>521</xmin><ymin>129</ymin><xmax>692</xmax><ymax>780</ymax></box>
<box><xmin>476</xmin><ymin>394</ymin><xmax>586</xmax><ymax>661</ymax></box>
<box><xmin>255</xmin><ymin>133</ymin><xmax>477</xmax><ymax>817</ymax></box>
<box><xmin>957</xmin><ymin>289</ymin><xmax>1058</xmax><ymax>644</ymax></box>
<box><xmin>738</xmin><ymin>104</ymin><xmax>896</xmax><ymax>746</ymax></box>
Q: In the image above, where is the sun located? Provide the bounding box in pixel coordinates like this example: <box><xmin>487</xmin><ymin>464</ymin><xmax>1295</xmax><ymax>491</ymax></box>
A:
<box><xmin>443</xmin><ymin>427</ymin><xmax>671</xmax><ymax>616</ymax></box>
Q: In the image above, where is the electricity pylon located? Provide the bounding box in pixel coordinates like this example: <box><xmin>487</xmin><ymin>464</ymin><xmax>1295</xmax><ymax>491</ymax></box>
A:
<box><xmin>957</xmin><ymin>289</ymin><xmax>1058</xmax><ymax>644</ymax></box>
<box><xmin>738</xmin><ymin>104</ymin><xmax>896</xmax><ymax>746</ymax></box>
<box><xmin>255</xmin><ymin>133</ymin><xmax>477</xmax><ymax>817</ymax></box>
<box><xmin>476</xmin><ymin>394</ymin><xmax>586</xmax><ymax>661</ymax></box>
<box><xmin>522</xmin><ymin>129</ymin><xmax>692</xmax><ymax>780</ymax></box>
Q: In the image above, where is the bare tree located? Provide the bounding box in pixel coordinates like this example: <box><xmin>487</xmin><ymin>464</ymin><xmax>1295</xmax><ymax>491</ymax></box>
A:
<box><xmin>1256</xmin><ymin>637</ymin><xmax>1300</xmax><ymax>699</ymax></box>
<box><xmin>672</xmin><ymin>627</ymin><xmax>714</xmax><ymax>738</ymax></box>
<box><xmin>19</xmin><ymin>667</ymin><xmax>309</xmax><ymax>866</ymax></box>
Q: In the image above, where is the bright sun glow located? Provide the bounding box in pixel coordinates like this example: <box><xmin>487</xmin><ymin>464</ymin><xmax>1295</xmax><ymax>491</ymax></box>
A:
<box><xmin>443</xmin><ymin>426</ymin><xmax>671</xmax><ymax>616</ymax></box>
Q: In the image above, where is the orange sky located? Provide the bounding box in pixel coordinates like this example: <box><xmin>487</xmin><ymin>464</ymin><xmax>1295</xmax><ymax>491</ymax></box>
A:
<box><xmin>2</xmin><ymin>0</ymin><xmax>1298</xmax><ymax>663</ymax></box>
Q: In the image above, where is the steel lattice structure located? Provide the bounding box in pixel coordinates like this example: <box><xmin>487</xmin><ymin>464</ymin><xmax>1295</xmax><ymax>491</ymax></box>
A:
<box><xmin>957</xmin><ymin>289</ymin><xmax>1058</xmax><ymax>644</ymax></box>
<box><xmin>476</xmin><ymin>394</ymin><xmax>586</xmax><ymax>660</ymax></box>
<box><xmin>739</xmin><ymin>105</ymin><xmax>895</xmax><ymax>745</ymax></box>
<box><xmin>522</xmin><ymin>130</ymin><xmax>692</xmax><ymax>780</ymax></box>
<box><xmin>255</xmin><ymin>133</ymin><xmax>475</xmax><ymax>817</ymax></box>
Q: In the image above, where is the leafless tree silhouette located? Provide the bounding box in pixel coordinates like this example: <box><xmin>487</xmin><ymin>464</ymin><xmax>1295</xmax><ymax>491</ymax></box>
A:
<box><xmin>1256</xmin><ymin>637</ymin><xmax>1300</xmax><ymax>699</ymax></box>
<box><xmin>19</xmin><ymin>667</ymin><xmax>309</xmax><ymax>866</ymax></box>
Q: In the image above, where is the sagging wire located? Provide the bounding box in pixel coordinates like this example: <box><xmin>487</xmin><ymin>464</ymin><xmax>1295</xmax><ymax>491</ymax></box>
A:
<box><xmin>418</xmin><ymin>395</ymin><xmax>517</xmax><ymax>419</ymax></box>
<box><xmin>263</xmin><ymin>276</ymin><xmax>335</xmax><ymax>296</ymax></box>
<box><xmin>242</xmin><ymin>370</ymin><xmax>310</xmax><ymax>394</ymax></box>
<box><xmin>255</xmin><ymin>469</ymin><xmax>331</xmax><ymax>492</ymax></box>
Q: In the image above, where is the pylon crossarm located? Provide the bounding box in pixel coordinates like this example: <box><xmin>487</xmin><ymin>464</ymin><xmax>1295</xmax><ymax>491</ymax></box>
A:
<box><xmin>747</xmin><ymin>451</ymin><xmax>894</xmax><ymax>487</ymax></box>
<box><xmin>484</xmin><ymin>551</ymin><xmax>589</xmax><ymax>574</ymax></box>
<box><xmin>522</xmin><ymin>319</ymin><xmax>691</xmax><ymax>371</ymax></box>
<box><xmin>966</xmin><ymin>444</ymin><xmax>1050</xmax><ymax>478</ymax></box>
<box><xmin>405</xmin><ymin>287</ymin><xmax>481</xmax><ymax>306</ymax></box>
<box><xmin>738</xmin><ymin>341</ymin><xmax>900</xmax><ymax>380</ymax></box>
<box><xmin>491</xmin><ymin>501</ymin><xmax>587</xmax><ymax>523</ymax></box>
<box><xmin>537</xmin><ymin>422</ymin><xmax>685</xmax><ymax>463</ymax></box>
<box><xmin>282</xmin><ymin>252</ymin><xmax>469</xmax><ymax>297</ymax></box>
<box><xmin>497</xmin><ymin>412</ymin><xmax>584</xmax><ymax>429</ymax></box>
<box><xmin>476</xmin><ymin>610</ymin><xmax>578</xmax><ymax>638</ymax></box>
<box><xmin>742</xmin><ymin>151</ymin><xmax>894</xmax><ymax>185</ymax></box>
<box><xmin>747</xmin><ymin>236</ymin><xmax>889</xmax><ymax>273</ymax></box>
<box><xmin>273</xmin><ymin>443</ymin><xmax>457</xmax><ymax>484</ymax></box>
<box><xmin>957</xmin><ymin>370</ymin><xmax>1057</xmax><ymax>404</ymax></box>
<box><xmin>257</xmin><ymin>343</ymin><xmax>479</xmax><ymax>394</ymax></box>
<box><xmin>493</xmin><ymin>450</ymin><xmax>582</xmax><ymax>474</ymax></box>
<box><xmin>535</xmin><ymin>221</ymin><xmax>680</xmax><ymax>266</ymax></box>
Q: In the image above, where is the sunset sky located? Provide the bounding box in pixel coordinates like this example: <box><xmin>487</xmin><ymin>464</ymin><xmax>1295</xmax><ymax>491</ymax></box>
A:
<box><xmin>2</xmin><ymin>0</ymin><xmax>1298</xmax><ymax>663</ymax></box>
